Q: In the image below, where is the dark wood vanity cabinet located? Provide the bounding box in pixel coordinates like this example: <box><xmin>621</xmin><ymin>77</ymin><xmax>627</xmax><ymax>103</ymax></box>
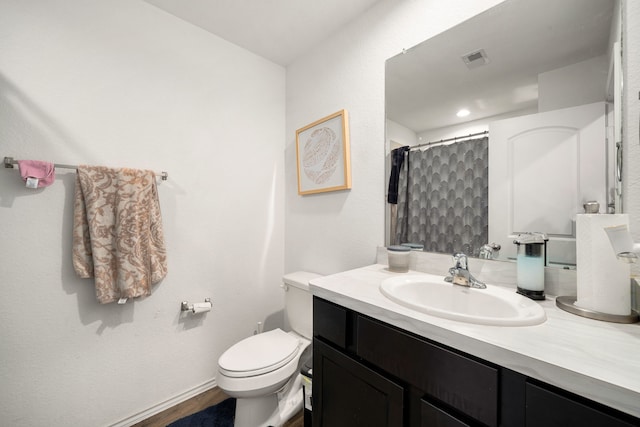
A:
<box><xmin>312</xmin><ymin>297</ymin><xmax>639</xmax><ymax>427</ymax></box>
<box><xmin>314</xmin><ymin>338</ymin><xmax>404</xmax><ymax>427</ymax></box>
<box><xmin>524</xmin><ymin>382</ymin><xmax>637</xmax><ymax>427</ymax></box>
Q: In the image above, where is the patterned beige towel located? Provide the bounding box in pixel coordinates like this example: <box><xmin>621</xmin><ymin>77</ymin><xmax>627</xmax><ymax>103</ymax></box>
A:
<box><xmin>72</xmin><ymin>165</ymin><xmax>167</xmax><ymax>304</ymax></box>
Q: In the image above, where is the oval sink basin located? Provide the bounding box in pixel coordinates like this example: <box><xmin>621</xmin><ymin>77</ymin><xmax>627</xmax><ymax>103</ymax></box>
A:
<box><xmin>380</xmin><ymin>274</ymin><xmax>546</xmax><ymax>326</ymax></box>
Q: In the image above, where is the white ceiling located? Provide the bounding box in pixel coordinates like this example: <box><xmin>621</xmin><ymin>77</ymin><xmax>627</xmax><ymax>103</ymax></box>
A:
<box><xmin>144</xmin><ymin>0</ymin><xmax>382</xmax><ymax>66</ymax></box>
<box><xmin>386</xmin><ymin>0</ymin><xmax>616</xmax><ymax>133</ymax></box>
<box><xmin>144</xmin><ymin>0</ymin><xmax>616</xmax><ymax>135</ymax></box>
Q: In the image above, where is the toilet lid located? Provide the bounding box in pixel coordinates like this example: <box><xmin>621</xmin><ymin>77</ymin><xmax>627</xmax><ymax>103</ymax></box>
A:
<box><xmin>218</xmin><ymin>329</ymin><xmax>301</xmax><ymax>378</ymax></box>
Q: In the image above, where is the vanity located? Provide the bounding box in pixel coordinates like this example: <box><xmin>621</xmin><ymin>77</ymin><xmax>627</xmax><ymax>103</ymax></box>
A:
<box><xmin>310</xmin><ymin>263</ymin><xmax>640</xmax><ymax>427</ymax></box>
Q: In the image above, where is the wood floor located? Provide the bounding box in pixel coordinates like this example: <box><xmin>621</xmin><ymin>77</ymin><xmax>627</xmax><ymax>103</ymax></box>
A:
<box><xmin>132</xmin><ymin>386</ymin><xmax>304</xmax><ymax>427</ymax></box>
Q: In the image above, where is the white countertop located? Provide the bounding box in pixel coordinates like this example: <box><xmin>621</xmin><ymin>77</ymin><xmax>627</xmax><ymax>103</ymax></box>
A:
<box><xmin>309</xmin><ymin>264</ymin><xmax>640</xmax><ymax>418</ymax></box>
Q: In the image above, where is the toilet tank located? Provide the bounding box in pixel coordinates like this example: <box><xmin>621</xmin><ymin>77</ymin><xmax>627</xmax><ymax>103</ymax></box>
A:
<box><xmin>283</xmin><ymin>271</ymin><xmax>322</xmax><ymax>339</ymax></box>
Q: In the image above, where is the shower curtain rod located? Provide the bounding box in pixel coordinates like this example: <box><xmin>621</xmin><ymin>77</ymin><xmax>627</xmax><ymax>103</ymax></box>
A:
<box><xmin>3</xmin><ymin>156</ymin><xmax>168</xmax><ymax>180</ymax></box>
<box><xmin>410</xmin><ymin>130</ymin><xmax>488</xmax><ymax>151</ymax></box>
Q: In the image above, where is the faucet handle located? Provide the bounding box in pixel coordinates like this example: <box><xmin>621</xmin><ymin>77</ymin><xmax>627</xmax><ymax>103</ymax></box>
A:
<box><xmin>452</xmin><ymin>252</ymin><xmax>468</xmax><ymax>269</ymax></box>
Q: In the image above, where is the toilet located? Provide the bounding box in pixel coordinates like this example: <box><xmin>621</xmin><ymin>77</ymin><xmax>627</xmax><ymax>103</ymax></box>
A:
<box><xmin>216</xmin><ymin>271</ymin><xmax>321</xmax><ymax>427</ymax></box>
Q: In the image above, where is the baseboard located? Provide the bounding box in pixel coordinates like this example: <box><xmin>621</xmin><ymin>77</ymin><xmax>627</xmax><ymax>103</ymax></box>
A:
<box><xmin>109</xmin><ymin>378</ymin><xmax>218</xmax><ymax>427</ymax></box>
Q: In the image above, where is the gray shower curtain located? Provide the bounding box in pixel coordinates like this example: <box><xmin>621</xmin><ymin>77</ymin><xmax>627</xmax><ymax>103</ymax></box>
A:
<box><xmin>394</xmin><ymin>137</ymin><xmax>488</xmax><ymax>257</ymax></box>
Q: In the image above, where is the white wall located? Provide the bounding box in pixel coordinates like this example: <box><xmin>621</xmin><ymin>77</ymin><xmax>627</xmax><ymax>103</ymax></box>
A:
<box><xmin>538</xmin><ymin>55</ymin><xmax>609</xmax><ymax>112</ymax></box>
<box><xmin>386</xmin><ymin>119</ymin><xmax>417</xmax><ymax>151</ymax></box>
<box><xmin>285</xmin><ymin>0</ymin><xmax>505</xmax><ymax>275</ymax></box>
<box><xmin>414</xmin><ymin>108</ymin><xmax>539</xmax><ymax>144</ymax></box>
<box><xmin>623</xmin><ymin>0</ymin><xmax>640</xmax><ymax>275</ymax></box>
<box><xmin>0</xmin><ymin>1</ymin><xmax>285</xmax><ymax>426</ymax></box>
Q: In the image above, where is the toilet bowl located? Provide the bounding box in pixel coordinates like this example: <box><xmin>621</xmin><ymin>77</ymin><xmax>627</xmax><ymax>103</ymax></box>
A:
<box><xmin>216</xmin><ymin>271</ymin><xmax>321</xmax><ymax>427</ymax></box>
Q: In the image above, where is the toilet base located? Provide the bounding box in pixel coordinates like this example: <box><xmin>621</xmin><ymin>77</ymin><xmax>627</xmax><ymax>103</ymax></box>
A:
<box><xmin>234</xmin><ymin>393</ymin><xmax>278</xmax><ymax>427</ymax></box>
<box><xmin>233</xmin><ymin>374</ymin><xmax>304</xmax><ymax>427</ymax></box>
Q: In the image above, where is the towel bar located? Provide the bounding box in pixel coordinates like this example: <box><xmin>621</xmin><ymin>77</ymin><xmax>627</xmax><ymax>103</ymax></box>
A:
<box><xmin>4</xmin><ymin>156</ymin><xmax>168</xmax><ymax>180</ymax></box>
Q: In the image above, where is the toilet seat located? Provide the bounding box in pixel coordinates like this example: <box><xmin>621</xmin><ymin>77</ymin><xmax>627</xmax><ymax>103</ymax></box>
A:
<box><xmin>218</xmin><ymin>329</ymin><xmax>301</xmax><ymax>378</ymax></box>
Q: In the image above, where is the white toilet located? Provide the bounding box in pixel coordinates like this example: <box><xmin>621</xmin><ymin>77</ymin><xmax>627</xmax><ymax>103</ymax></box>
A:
<box><xmin>216</xmin><ymin>271</ymin><xmax>321</xmax><ymax>427</ymax></box>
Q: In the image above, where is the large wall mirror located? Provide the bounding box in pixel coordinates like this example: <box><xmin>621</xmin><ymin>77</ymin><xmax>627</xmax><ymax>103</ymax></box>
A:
<box><xmin>385</xmin><ymin>0</ymin><xmax>622</xmax><ymax>268</ymax></box>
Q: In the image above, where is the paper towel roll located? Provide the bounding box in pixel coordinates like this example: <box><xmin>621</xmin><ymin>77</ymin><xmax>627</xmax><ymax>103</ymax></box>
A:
<box><xmin>576</xmin><ymin>214</ymin><xmax>631</xmax><ymax>315</ymax></box>
<box><xmin>193</xmin><ymin>302</ymin><xmax>212</xmax><ymax>314</ymax></box>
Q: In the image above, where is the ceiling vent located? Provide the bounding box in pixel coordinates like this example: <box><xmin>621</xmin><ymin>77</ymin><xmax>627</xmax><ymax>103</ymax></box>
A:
<box><xmin>462</xmin><ymin>49</ymin><xmax>490</xmax><ymax>69</ymax></box>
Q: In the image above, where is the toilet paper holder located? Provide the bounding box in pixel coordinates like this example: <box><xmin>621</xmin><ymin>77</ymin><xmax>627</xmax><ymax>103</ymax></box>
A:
<box><xmin>181</xmin><ymin>298</ymin><xmax>212</xmax><ymax>313</ymax></box>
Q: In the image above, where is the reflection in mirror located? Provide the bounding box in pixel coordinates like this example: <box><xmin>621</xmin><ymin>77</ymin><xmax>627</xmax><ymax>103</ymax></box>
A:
<box><xmin>385</xmin><ymin>0</ymin><xmax>622</xmax><ymax>268</ymax></box>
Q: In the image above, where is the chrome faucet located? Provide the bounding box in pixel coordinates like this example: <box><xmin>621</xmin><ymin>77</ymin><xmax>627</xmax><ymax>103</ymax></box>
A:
<box><xmin>478</xmin><ymin>243</ymin><xmax>501</xmax><ymax>260</ymax></box>
<box><xmin>445</xmin><ymin>253</ymin><xmax>486</xmax><ymax>289</ymax></box>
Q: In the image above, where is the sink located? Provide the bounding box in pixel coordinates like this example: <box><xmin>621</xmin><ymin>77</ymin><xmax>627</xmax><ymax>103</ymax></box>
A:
<box><xmin>380</xmin><ymin>274</ymin><xmax>546</xmax><ymax>326</ymax></box>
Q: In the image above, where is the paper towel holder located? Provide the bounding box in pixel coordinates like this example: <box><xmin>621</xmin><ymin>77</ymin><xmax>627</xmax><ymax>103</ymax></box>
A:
<box><xmin>554</xmin><ymin>205</ymin><xmax>639</xmax><ymax>323</ymax></box>
<box><xmin>555</xmin><ymin>295</ymin><xmax>638</xmax><ymax>324</ymax></box>
<box><xmin>181</xmin><ymin>298</ymin><xmax>212</xmax><ymax>313</ymax></box>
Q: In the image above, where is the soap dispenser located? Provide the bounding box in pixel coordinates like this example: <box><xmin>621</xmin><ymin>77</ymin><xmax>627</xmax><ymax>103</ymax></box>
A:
<box><xmin>513</xmin><ymin>232</ymin><xmax>548</xmax><ymax>300</ymax></box>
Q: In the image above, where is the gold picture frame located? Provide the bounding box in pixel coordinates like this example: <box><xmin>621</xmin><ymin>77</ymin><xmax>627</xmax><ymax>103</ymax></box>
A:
<box><xmin>295</xmin><ymin>109</ymin><xmax>352</xmax><ymax>195</ymax></box>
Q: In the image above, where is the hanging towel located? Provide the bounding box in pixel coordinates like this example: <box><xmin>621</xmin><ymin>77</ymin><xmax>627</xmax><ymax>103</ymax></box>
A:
<box><xmin>387</xmin><ymin>146</ymin><xmax>409</xmax><ymax>204</ymax></box>
<box><xmin>72</xmin><ymin>165</ymin><xmax>167</xmax><ymax>304</ymax></box>
<box><xmin>17</xmin><ymin>160</ymin><xmax>56</xmax><ymax>188</ymax></box>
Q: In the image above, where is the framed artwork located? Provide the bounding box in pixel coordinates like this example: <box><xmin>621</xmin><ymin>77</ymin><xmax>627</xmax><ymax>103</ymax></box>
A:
<box><xmin>295</xmin><ymin>109</ymin><xmax>352</xmax><ymax>195</ymax></box>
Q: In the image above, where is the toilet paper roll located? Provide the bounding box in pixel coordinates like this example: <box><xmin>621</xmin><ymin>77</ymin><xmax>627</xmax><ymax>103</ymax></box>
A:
<box><xmin>193</xmin><ymin>302</ymin><xmax>212</xmax><ymax>314</ymax></box>
<box><xmin>576</xmin><ymin>214</ymin><xmax>631</xmax><ymax>315</ymax></box>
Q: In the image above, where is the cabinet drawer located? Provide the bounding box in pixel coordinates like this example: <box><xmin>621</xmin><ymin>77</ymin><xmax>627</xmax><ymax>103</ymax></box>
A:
<box><xmin>357</xmin><ymin>315</ymin><xmax>498</xmax><ymax>427</ymax></box>
<box><xmin>421</xmin><ymin>398</ymin><xmax>471</xmax><ymax>427</ymax></box>
<box><xmin>313</xmin><ymin>297</ymin><xmax>349</xmax><ymax>349</ymax></box>
<box><xmin>526</xmin><ymin>382</ymin><xmax>637</xmax><ymax>427</ymax></box>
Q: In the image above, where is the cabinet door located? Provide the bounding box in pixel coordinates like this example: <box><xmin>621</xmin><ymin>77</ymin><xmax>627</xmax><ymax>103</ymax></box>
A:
<box><xmin>526</xmin><ymin>382</ymin><xmax>637</xmax><ymax>427</ymax></box>
<box><xmin>313</xmin><ymin>338</ymin><xmax>404</xmax><ymax>427</ymax></box>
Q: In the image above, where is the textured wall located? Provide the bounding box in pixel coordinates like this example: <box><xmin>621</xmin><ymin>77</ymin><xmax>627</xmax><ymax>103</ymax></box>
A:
<box><xmin>0</xmin><ymin>1</ymin><xmax>285</xmax><ymax>425</ymax></box>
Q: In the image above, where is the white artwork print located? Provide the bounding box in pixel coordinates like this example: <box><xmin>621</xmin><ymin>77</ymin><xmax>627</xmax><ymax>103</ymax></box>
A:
<box><xmin>299</xmin><ymin>115</ymin><xmax>344</xmax><ymax>189</ymax></box>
